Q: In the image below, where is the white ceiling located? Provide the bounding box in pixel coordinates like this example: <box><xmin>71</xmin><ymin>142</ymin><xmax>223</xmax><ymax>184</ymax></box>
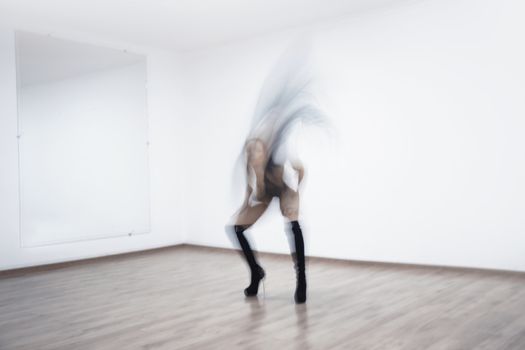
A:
<box><xmin>0</xmin><ymin>0</ymin><xmax>408</xmax><ymax>52</ymax></box>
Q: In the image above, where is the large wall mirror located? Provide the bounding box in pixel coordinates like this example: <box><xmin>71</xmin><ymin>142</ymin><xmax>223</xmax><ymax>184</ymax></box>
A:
<box><xmin>16</xmin><ymin>31</ymin><xmax>151</xmax><ymax>247</ymax></box>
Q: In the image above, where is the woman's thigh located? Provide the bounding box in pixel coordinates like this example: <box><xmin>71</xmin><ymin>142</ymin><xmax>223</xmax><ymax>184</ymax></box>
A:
<box><xmin>234</xmin><ymin>201</ymin><xmax>270</xmax><ymax>227</ymax></box>
<box><xmin>279</xmin><ymin>189</ymin><xmax>300</xmax><ymax>221</ymax></box>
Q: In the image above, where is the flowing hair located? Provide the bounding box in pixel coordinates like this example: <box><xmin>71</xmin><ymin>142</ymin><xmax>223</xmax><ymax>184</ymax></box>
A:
<box><xmin>230</xmin><ymin>36</ymin><xmax>328</xmax><ymax>201</ymax></box>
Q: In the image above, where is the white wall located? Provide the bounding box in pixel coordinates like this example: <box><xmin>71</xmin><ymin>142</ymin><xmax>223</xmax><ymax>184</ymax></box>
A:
<box><xmin>0</xmin><ymin>28</ymin><xmax>188</xmax><ymax>270</ymax></box>
<box><xmin>180</xmin><ymin>0</ymin><xmax>525</xmax><ymax>271</ymax></box>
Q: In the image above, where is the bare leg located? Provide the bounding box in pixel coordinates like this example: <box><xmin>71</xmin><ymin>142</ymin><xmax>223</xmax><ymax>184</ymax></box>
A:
<box><xmin>279</xmin><ymin>188</ymin><xmax>300</xmax><ymax>222</ymax></box>
<box><xmin>235</xmin><ymin>201</ymin><xmax>270</xmax><ymax>227</ymax></box>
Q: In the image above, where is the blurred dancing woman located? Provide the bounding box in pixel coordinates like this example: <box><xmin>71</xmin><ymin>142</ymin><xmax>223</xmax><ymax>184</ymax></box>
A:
<box><xmin>226</xmin><ymin>41</ymin><xmax>325</xmax><ymax>304</ymax></box>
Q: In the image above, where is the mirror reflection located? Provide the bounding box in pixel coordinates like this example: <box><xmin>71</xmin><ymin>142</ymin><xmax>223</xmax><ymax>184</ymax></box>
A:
<box><xmin>16</xmin><ymin>31</ymin><xmax>151</xmax><ymax>246</ymax></box>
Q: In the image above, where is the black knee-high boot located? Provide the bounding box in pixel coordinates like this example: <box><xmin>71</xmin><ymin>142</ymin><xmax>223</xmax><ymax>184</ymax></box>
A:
<box><xmin>227</xmin><ymin>225</ymin><xmax>265</xmax><ymax>297</ymax></box>
<box><xmin>289</xmin><ymin>220</ymin><xmax>307</xmax><ymax>303</ymax></box>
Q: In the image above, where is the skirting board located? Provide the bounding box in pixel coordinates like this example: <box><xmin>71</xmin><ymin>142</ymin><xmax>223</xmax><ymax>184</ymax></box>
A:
<box><xmin>1</xmin><ymin>243</ymin><xmax>524</xmax><ymax>278</ymax></box>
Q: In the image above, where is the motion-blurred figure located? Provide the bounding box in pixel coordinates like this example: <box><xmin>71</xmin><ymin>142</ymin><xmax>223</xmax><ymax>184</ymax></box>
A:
<box><xmin>226</xmin><ymin>39</ymin><xmax>325</xmax><ymax>304</ymax></box>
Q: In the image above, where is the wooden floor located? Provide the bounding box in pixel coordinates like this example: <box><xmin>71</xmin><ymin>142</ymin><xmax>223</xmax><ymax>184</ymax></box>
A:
<box><xmin>1</xmin><ymin>245</ymin><xmax>525</xmax><ymax>350</ymax></box>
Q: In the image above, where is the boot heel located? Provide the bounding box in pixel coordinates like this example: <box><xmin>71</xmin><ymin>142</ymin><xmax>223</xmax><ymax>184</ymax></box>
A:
<box><xmin>244</xmin><ymin>266</ymin><xmax>266</xmax><ymax>297</ymax></box>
